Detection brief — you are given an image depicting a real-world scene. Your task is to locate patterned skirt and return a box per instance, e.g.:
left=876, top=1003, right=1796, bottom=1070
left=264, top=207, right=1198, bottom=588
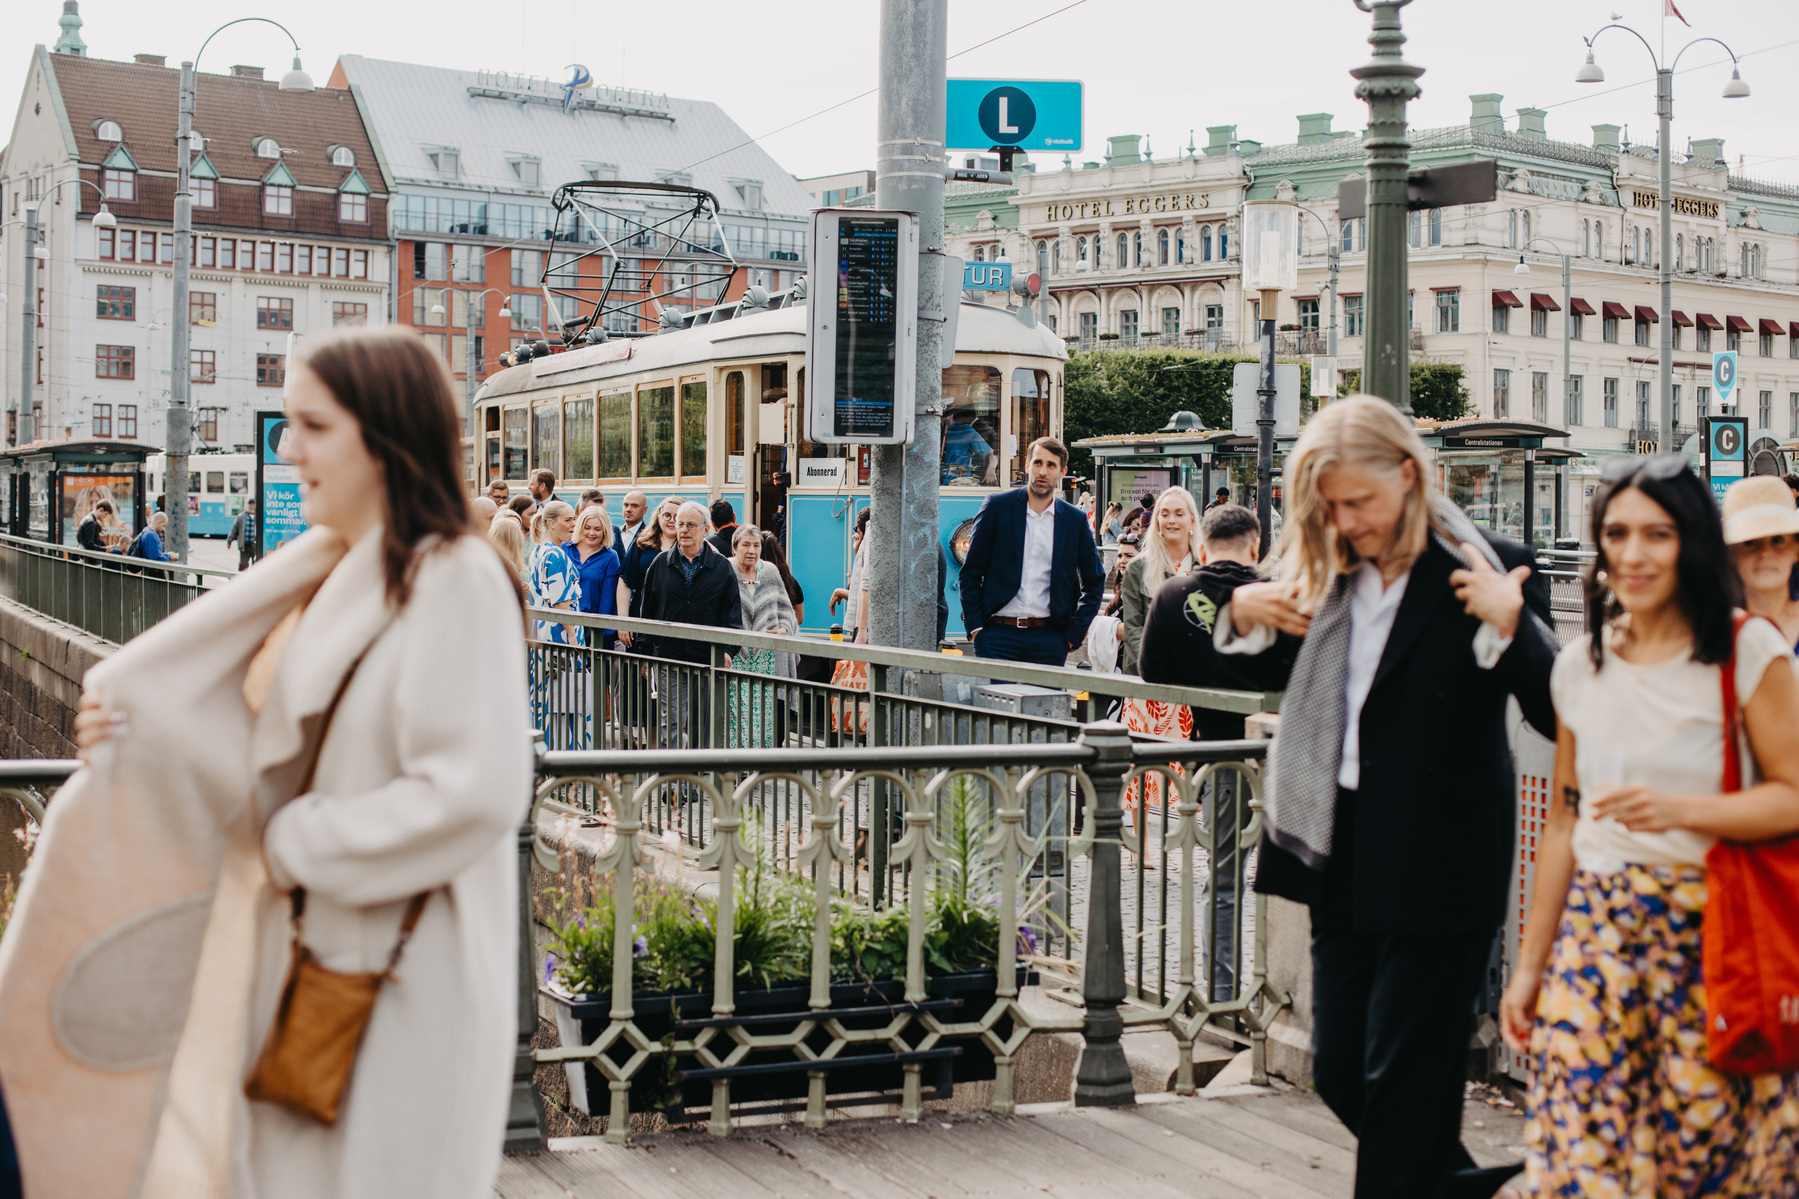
left=1524, top=864, right=1799, bottom=1197
left=1121, top=697, right=1192, bottom=818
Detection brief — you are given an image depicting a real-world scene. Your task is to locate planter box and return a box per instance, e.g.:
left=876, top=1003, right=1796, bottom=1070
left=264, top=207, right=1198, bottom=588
left=546, top=968, right=1028, bottom=1117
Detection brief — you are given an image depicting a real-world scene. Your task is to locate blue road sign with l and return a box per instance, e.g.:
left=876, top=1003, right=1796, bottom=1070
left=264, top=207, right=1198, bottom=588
left=1713, top=350, right=1738, bottom=404
left=963, top=261, right=1011, bottom=291
left=946, top=79, right=1082, bottom=153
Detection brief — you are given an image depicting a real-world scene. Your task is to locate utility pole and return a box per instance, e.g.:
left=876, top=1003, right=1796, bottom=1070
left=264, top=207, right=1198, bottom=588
left=167, top=61, right=196, bottom=562
left=866, top=0, right=946, bottom=670
left=1655, top=66, right=1674, bottom=450
left=1350, top=0, right=1422, bottom=413
left=19, top=208, right=36, bottom=446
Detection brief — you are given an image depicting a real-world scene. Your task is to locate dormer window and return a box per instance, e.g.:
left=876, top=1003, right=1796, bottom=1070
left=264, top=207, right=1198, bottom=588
left=254, top=136, right=281, bottom=159
left=429, top=149, right=459, bottom=178
left=262, top=161, right=297, bottom=216
left=189, top=150, right=219, bottom=209
left=732, top=179, right=764, bottom=209
left=328, top=145, right=355, bottom=168
left=509, top=156, right=541, bottom=187
left=584, top=162, right=618, bottom=182
left=656, top=169, right=692, bottom=188
left=94, top=119, right=122, bottom=141
left=100, top=144, right=137, bottom=202
left=337, top=168, right=371, bottom=223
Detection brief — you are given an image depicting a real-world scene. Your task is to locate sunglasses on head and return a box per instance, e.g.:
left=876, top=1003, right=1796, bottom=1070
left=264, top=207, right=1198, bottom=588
left=1599, top=453, right=1691, bottom=486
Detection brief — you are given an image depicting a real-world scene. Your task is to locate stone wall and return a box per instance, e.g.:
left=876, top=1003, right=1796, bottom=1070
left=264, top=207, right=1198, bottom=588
left=0, top=597, right=114, bottom=760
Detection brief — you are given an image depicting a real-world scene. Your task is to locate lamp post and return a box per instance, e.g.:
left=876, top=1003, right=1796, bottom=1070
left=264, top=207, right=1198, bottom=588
left=1576, top=24, right=1749, bottom=454
left=170, top=19, right=312, bottom=563
left=5, top=183, right=117, bottom=447
left=1350, top=0, right=1423, bottom=414
left=1241, top=198, right=1299, bottom=548
left=1295, top=204, right=1341, bottom=386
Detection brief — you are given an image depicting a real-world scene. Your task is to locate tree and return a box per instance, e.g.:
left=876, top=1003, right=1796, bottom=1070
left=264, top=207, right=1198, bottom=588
left=1336, top=363, right=1471, bottom=422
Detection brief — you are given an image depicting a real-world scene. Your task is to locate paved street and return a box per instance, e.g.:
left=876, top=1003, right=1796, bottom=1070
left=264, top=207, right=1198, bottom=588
left=495, top=1087, right=1528, bottom=1199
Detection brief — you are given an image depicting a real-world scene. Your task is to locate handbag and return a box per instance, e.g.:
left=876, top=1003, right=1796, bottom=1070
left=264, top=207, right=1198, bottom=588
left=828, top=657, right=870, bottom=735
left=243, top=647, right=431, bottom=1125
left=1702, top=612, right=1799, bottom=1075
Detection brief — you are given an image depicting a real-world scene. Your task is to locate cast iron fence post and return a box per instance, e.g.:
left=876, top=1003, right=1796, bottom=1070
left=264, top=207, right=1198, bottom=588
left=1073, top=719, right=1136, bottom=1106
left=504, top=731, right=548, bottom=1153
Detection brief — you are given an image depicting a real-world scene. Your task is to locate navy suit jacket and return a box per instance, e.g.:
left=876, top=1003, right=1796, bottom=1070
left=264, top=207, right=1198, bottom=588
left=959, top=488, right=1105, bottom=646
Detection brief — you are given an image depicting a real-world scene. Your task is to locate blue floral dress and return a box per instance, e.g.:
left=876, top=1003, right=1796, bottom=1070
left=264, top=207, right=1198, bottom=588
left=528, top=542, right=583, bottom=645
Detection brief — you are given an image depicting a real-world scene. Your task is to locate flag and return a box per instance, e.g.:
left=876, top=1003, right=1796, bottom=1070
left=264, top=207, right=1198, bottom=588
left=1665, top=0, right=1690, bottom=26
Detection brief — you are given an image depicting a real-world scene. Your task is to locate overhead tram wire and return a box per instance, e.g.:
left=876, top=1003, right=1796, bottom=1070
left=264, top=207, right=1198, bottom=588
left=665, top=0, right=1094, bottom=178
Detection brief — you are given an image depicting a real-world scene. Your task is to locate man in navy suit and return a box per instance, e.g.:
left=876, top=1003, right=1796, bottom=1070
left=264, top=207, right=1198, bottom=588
left=958, top=437, right=1105, bottom=665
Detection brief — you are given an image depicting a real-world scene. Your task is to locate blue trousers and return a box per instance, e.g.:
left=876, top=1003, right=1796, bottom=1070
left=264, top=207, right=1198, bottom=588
left=973, top=623, right=1069, bottom=666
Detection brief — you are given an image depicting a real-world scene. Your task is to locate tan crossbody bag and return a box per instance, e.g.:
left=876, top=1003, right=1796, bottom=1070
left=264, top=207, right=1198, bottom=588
left=243, top=641, right=430, bottom=1126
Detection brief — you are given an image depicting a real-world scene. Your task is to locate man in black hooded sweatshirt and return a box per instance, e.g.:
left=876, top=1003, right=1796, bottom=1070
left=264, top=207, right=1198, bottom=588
left=1140, top=502, right=1296, bottom=1002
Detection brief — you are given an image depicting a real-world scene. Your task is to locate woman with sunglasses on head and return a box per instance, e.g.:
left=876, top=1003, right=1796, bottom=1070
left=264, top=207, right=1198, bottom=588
left=1498, top=456, right=1799, bottom=1198
left=1723, top=476, right=1799, bottom=650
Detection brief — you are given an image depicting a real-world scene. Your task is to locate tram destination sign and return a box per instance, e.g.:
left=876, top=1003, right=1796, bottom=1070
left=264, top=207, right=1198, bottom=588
left=946, top=79, right=1083, bottom=153
left=805, top=208, right=918, bottom=445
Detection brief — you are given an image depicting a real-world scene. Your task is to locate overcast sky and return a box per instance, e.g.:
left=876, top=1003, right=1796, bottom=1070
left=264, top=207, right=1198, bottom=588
left=12, top=0, right=1799, bottom=183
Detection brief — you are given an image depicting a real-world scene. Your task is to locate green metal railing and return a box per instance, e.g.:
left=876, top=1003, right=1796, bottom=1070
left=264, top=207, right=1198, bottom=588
left=0, top=534, right=234, bottom=644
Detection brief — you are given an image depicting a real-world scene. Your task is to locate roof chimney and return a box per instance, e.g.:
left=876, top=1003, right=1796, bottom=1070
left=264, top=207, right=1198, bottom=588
left=1515, top=108, right=1546, bottom=140
left=1204, top=125, right=1237, bottom=157
left=54, top=0, right=87, bottom=56
left=1105, top=135, right=1142, bottom=166
left=1469, top=93, right=1504, bottom=134
left=232, top=65, right=265, bottom=80
left=1591, top=124, right=1620, bottom=154
left=134, top=54, right=165, bottom=67
left=1297, top=113, right=1334, bottom=146
left=1690, top=138, right=1726, bottom=169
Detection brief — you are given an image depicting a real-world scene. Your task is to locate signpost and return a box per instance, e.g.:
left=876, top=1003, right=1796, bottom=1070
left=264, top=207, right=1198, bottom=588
left=962, top=260, right=1011, bottom=291
left=255, top=411, right=307, bottom=556
left=804, top=209, right=919, bottom=446
left=945, top=79, right=1082, bottom=154
left=1702, top=412, right=1747, bottom=506
left=1713, top=349, right=1738, bottom=413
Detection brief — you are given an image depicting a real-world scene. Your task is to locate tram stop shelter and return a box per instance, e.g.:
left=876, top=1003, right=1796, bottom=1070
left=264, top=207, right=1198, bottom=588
left=1417, top=418, right=1574, bottom=551
left=1075, top=414, right=1300, bottom=531
left=0, top=440, right=155, bottom=546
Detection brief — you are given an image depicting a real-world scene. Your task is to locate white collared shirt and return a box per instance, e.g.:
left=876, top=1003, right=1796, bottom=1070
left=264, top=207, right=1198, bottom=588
left=995, top=500, right=1056, bottom=619
left=1339, top=562, right=1409, bottom=790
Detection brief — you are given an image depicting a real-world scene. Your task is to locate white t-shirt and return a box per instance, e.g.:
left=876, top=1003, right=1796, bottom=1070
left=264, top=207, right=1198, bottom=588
left=1551, top=618, right=1794, bottom=870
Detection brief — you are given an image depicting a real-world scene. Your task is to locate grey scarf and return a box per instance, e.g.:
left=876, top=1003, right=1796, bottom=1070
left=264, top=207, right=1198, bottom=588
left=1264, top=493, right=1554, bottom=869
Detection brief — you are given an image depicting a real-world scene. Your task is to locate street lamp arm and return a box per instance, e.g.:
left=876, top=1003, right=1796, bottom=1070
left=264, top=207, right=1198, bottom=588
left=1586, top=24, right=1660, bottom=68
left=32, top=177, right=110, bottom=217
left=192, top=17, right=302, bottom=72
left=1670, top=37, right=1741, bottom=72
left=1517, top=236, right=1567, bottom=257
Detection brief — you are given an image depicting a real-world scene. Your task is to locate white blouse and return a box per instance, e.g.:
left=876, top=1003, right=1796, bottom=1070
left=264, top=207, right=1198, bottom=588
left=1552, top=618, right=1794, bottom=870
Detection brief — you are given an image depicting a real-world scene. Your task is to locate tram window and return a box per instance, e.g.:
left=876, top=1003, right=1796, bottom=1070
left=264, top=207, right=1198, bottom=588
left=532, top=400, right=561, bottom=479
left=680, top=380, right=707, bottom=479
left=941, top=365, right=1000, bottom=486
left=229, top=472, right=248, bottom=494
left=637, top=384, right=675, bottom=478
left=761, top=362, right=787, bottom=403
left=206, top=472, right=225, bottom=494
left=599, top=391, right=631, bottom=478
left=563, top=397, right=594, bottom=480
left=1010, top=370, right=1053, bottom=485
left=725, top=371, right=746, bottom=455
left=486, top=433, right=501, bottom=482
left=188, top=472, right=200, bottom=494
left=503, top=407, right=529, bottom=479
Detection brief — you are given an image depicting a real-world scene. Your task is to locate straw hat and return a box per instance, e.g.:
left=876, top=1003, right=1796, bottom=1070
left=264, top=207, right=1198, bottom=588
left=1721, top=475, right=1799, bottom=544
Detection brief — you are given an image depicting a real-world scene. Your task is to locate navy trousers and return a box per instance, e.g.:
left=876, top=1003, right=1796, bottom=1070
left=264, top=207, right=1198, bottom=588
left=972, top=623, right=1069, bottom=666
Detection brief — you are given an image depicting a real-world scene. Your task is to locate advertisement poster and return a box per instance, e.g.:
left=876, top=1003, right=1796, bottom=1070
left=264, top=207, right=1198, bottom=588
left=256, top=410, right=307, bottom=556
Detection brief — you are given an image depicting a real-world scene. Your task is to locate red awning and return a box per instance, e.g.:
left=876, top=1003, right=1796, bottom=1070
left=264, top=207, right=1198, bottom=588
left=1602, top=301, right=1631, bottom=320
left=1696, top=313, right=1723, bottom=330
left=1760, top=318, right=1785, bottom=336
left=1635, top=306, right=1658, bottom=324
left=1789, top=322, right=1799, bottom=339
left=1530, top=293, right=1561, bottom=312
left=1491, top=290, right=1524, bottom=308
left=1671, top=310, right=1693, bottom=327
left=1727, top=315, right=1753, bottom=332
left=1570, top=298, right=1596, bottom=316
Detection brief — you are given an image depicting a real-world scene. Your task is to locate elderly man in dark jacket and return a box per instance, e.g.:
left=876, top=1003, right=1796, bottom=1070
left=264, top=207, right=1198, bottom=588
left=639, top=501, right=741, bottom=749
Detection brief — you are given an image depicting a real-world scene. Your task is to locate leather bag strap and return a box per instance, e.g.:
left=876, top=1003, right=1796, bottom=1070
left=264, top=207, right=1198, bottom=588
left=1721, top=612, right=1748, bottom=793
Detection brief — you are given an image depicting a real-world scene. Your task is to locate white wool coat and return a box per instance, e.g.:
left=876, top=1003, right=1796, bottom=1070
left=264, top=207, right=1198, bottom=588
left=0, top=527, right=532, bottom=1199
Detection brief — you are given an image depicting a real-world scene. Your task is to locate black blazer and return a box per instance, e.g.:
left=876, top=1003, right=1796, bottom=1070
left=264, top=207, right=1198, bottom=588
left=958, top=488, right=1105, bottom=645
left=1255, top=534, right=1556, bottom=936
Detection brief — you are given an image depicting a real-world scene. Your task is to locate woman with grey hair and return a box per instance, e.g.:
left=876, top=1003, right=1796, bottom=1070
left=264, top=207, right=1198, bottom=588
left=727, top=523, right=797, bottom=746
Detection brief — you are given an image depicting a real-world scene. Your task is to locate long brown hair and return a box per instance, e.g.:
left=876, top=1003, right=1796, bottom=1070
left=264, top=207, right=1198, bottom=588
left=296, top=327, right=479, bottom=605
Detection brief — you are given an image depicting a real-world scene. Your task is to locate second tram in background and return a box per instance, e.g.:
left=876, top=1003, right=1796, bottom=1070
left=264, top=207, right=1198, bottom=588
left=474, top=289, right=1065, bottom=636
left=144, top=451, right=254, bottom=537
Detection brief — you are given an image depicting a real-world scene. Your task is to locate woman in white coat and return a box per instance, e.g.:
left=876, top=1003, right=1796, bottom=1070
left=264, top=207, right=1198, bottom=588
left=0, top=327, right=532, bottom=1199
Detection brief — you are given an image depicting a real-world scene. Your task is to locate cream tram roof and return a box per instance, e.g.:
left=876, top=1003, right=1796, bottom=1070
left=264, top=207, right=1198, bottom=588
left=475, top=301, right=1067, bottom=401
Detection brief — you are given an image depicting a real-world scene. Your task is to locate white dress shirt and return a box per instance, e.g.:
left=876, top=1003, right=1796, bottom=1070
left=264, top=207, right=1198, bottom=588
left=994, top=501, right=1056, bottom=620
left=1217, top=557, right=1515, bottom=789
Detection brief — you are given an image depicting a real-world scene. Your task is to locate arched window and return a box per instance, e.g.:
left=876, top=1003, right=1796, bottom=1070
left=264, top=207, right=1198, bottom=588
left=972, top=244, right=985, bottom=262
left=1037, top=240, right=1050, bottom=276
left=1522, top=210, right=1531, bottom=246
left=94, top=119, right=122, bottom=141
left=1507, top=210, right=1517, bottom=248
left=1177, top=227, right=1186, bottom=263
left=329, top=145, right=355, bottom=168
left=1118, top=232, right=1129, bottom=267
left=1219, top=226, right=1228, bottom=257
left=1051, top=240, right=1061, bottom=274
left=1201, top=226, right=1213, bottom=261
left=254, top=136, right=281, bottom=159
left=1132, top=231, right=1143, bottom=267
left=1158, top=228, right=1170, bottom=265
left=1076, top=235, right=1087, bottom=266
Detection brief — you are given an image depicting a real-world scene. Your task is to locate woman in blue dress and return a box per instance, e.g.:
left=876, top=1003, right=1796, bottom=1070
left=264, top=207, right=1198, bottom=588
left=528, top=499, right=584, bottom=747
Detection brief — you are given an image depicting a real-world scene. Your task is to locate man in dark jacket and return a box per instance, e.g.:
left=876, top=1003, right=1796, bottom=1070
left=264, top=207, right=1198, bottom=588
left=1140, top=503, right=1295, bottom=1003
left=639, top=501, right=741, bottom=749
left=75, top=500, right=117, bottom=552
left=705, top=498, right=738, bottom=558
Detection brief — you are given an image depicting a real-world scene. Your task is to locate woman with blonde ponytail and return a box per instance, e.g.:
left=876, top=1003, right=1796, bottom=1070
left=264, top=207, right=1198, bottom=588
left=1215, top=395, right=1558, bottom=1196
left=526, top=499, right=582, bottom=645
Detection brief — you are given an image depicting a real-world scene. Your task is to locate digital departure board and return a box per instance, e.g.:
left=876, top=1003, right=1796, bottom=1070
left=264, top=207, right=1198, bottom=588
left=805, top=209, right=917, bottom=445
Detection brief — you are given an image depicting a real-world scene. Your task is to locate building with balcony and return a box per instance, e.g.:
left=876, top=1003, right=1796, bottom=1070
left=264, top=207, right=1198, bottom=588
left=328, top=56, right=814, bottom=426
left=0, top=10, right=392, bottom=451
left=946, top=100, right=1799, bottom=484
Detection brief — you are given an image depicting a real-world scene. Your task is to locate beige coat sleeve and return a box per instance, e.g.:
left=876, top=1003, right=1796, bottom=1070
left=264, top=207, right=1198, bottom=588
left=263, top=546, right=531, bottom=907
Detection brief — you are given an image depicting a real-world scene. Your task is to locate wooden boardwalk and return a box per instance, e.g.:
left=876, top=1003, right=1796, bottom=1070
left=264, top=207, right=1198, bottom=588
left=495, top=1086, right=1527, bottom=1199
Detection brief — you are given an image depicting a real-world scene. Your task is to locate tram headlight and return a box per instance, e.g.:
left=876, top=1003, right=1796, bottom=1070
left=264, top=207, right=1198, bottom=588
left=950, top=517, right=975, bottom=565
